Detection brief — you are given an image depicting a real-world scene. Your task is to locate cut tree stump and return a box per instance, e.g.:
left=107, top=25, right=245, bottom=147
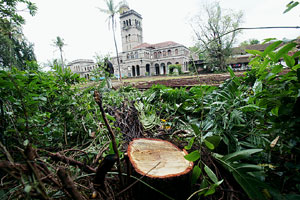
left=127, top=138, right=194, bottom=200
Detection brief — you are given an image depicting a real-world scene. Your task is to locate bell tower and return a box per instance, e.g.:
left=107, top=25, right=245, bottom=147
left=119, top=3, right=143, bottom=52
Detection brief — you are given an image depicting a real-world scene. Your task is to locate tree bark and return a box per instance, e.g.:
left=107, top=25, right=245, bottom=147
left=57, top=167, right=85, bottom=200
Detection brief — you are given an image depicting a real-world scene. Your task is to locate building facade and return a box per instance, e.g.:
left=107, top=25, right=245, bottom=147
left=67, top=59, right=97, bottom=79
left=111, top=4, right=195, bottom=77
left=68, top=3, right=196, bottom=78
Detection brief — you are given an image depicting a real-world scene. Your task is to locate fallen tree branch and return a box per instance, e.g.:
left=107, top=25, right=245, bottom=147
left=57, top=167, right=86, bottom=200
left=94, top=154, right=117, bottom=186
left=41, top=150, right=96, bottom=174
left=94, top=91, right=124, bottom=186
left=0, top=160, right=28, bottom=172
left=24, top=144, right=49, bottom=200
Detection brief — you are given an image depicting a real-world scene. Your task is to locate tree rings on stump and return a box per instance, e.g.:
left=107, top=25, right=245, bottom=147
left=127, top=138, right=193, bottom=200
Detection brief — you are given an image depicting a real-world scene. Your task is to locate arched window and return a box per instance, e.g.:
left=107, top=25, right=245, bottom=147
left=129, top=19, right=131, bottom=26
left=158, top=51, right=162, bottom=58
left=136, top=65, right=140, bottom=76
left=168, top=50, right=171, bottom=56
left=128, top=34, right=131, bottom=42
left=126, top=20, right=128, bottom=26
left=175, top=49, right=178, bottom=55
left=154, top=52, right=157, bottom=59
left=123, top=21, right=126, bottom=27
left=163, top=51, right=166, bottom=57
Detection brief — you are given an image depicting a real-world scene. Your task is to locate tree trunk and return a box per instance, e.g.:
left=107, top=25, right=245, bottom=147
left=127, top=138, right=194, bottom=200
left=112, top=16, right=122, bottom=81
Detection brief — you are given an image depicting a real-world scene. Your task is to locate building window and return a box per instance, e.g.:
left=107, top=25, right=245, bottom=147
left=168, top=50, right=171, bottom=56
left=154, top=52, right=157, bottom=59
left=163, top=51, right=166, bottom=57
left=129, top=19, right=131, bottom=26
left=175, top=49, right=178, bottom=55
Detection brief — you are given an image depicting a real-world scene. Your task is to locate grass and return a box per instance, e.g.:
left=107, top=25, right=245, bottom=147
left=113, top=75, right=198, bottom=83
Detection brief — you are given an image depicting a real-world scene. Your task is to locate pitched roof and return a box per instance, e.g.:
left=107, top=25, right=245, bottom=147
left=133, top=41, right=180, bottom=50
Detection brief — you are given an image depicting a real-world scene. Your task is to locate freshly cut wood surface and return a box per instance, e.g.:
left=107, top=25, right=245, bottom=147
left=127, top=138, right=193, bottom=178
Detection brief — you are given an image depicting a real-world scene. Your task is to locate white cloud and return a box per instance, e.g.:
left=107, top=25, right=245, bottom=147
left=22, top=0, right=300, bottom=64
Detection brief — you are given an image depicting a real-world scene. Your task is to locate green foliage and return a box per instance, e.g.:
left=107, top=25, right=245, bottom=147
left=191, top=1, right=243, bottom=71
left=136, top=40, right=300, bottom=199
left=0, top=66, right=105, bottom=149
left=0, top=0, right=37, bottom=69
left=168, top=64, right=182, bottom=75
left=284, top=1, right=299, bottom=13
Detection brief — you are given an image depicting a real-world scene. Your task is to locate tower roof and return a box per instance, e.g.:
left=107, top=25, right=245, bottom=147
left=119, top=0, right=130, bottom=14
left=120, top=9, right=142, bottom=19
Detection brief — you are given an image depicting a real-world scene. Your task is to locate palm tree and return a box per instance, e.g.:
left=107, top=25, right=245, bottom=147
left=99, top=0, right=122, bottom=81
left=53, top=36, right=66, bottom=71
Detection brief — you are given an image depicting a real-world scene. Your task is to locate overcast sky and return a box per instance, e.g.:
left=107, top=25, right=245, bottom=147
left=22, top=0, right=300, bottom=64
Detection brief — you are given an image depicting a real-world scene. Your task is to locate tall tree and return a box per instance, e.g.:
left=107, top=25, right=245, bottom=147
left=191, top=1, right=243, bottom=71
left=0, top=0, right=37, bottom=69
left=52, top=36, right=66, bottom=71
left=98, top=0, right=122, bottom=81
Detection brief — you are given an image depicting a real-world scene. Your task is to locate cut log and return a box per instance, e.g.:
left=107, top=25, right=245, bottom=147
left=127, top=138, right=193, bottom=200
left=128, top=138, right=193, bottom=178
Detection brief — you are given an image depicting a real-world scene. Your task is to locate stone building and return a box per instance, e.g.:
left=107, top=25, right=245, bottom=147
left=111, top=3, right=195, bottom=77
left=67, top=59, right=97, bottom=79
left=68, top=3, right=197, bottom=78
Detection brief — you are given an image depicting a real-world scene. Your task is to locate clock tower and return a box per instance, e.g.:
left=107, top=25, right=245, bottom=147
left=119, top=3, right=143, bottom=52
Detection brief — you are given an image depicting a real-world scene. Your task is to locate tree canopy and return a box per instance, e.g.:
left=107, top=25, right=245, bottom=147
left=0, top=0, right=37, bottom=69
left=191, top=1, right=243, bottom=71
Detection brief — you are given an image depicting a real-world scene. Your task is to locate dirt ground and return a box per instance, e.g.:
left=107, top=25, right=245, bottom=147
left=114, top=71, right=245, bottom=89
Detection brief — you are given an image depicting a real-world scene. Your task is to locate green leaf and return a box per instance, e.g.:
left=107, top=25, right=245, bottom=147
left=184, top=150, right=200, bottom=162
left=205, top=136, right=221, bottom=149
left=262, top=38, right=277, bottom=45
left=106, top=113, right=116, bottom=122
left=262, top=41, right=282, bottom=57
left=221, top=149, right=263, bottom=162
left=204, top=165, right=218, bottom=184
left=233, top=172, right=267, bottom=200
left=191, top=124, right=201, bottom=135
left=233, top=163, right=263, bottom=173
left=271, top=106, right=279, bottom=116
left=253, top=80, right=262, bottom=95
left=292, top=64, right=300, bottom=71
left=204, top=180, right=224, bottom=196
left=283, top=55, right=295, bottom=68
left=271, top=65, right=283, bottom=74
left=245, top=49, right=263, bottom=56
left=274, top=42, right=297, bottom=62
left=204, top=139, right=215, bottom=150
left=204, top=187, right=216, bottom=196
left=24, top=185, right=32, bottom=193
left=292, top=51, right=300, bottom=59
left=227, top=66, right=236, bottom=78
left=239, top=105, right=261, bottom=112
left=191, top=165, right=202, bottom=185
left=184, top=137, right=195, bottom=150
left=284, top=1, right=299, bottom=13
